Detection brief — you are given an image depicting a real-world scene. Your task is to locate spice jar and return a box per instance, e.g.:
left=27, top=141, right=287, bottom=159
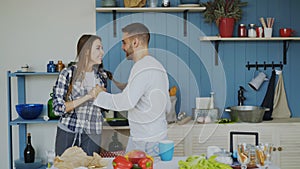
left=56, top=60, right=65, bottom=72
left=238, top=24, right=247, bottom=37
left=47, top=61, right=56, bottom=73
left=248, top=24, right=257, bottom=38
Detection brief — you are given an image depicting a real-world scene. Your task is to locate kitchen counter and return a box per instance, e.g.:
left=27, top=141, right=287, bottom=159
left=170, top=117, right=300, bottom=127
left=102, top=157, right=281, bottom=169
left=103, top=118, right=300, bottom=129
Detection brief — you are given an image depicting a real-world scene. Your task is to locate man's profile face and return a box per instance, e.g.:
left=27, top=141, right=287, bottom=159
left=122, top=32, right=134, bottom=60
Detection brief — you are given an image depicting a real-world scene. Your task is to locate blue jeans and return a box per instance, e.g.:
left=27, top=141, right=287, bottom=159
left=55, top=127, right=101, bottom=156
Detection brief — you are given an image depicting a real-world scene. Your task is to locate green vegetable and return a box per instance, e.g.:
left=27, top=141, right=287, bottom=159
left=217, top=118, right=232, bottom=124
left=178, top=154, right=232, bottom=169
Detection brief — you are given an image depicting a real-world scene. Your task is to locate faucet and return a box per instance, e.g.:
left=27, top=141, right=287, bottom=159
left=238, top=86, right=246, bottom=106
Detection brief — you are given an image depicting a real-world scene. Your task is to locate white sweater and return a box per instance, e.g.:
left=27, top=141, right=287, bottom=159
left=94, top=56, right=171, bottom=142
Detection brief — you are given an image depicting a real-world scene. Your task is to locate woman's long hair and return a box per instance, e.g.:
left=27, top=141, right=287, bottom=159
left=66, top=35, right=102, bottom=99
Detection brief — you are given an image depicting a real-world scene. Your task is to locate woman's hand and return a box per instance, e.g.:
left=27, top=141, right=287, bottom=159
left=88, top=84, right=106, bottom=99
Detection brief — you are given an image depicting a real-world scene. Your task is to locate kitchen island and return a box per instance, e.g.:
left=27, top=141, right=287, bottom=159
left=102, top=157, right=280, bottom=169
left=101, top=118, right=299, bottom=168
left=168, top=118, right=300, bottom=169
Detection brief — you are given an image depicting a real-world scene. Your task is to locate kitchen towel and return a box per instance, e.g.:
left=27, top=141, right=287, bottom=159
left=272, top=70, right=291, bottom=118
left=261, top=70, right=276, bottom=121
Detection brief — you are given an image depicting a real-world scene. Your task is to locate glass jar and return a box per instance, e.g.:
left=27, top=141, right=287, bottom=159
left=248, top=24, right=257, bottom=38
left=56, top=60, right=65, bottom=72
left=48, top=93, right=59, bottom=120
left=161, top=0, right=170, bottom=7
left=238, top=24, right=247, bottom=37
left=47, top=61, right=56, bottom=73
left=214, top=149, right=233, bottom=165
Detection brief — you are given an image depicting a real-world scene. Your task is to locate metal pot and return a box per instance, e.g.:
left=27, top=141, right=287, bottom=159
left=225, top=106, right=270, bottom=123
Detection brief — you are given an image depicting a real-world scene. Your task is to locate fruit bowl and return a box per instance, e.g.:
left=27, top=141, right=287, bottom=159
left=15, top=104, right=43, bottom=120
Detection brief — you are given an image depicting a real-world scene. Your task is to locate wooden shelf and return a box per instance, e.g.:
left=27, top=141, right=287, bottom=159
left=96, top=7, right=206, bottom=13
left=200, top=36, right=300, bottom=41
left=10, top=117, right=58, bottom=125
left=199, top=36, right=300, bottom=65
left=103, top=125, right=130, bottom=130
left=96, top=7, right=206, bottom=37
left=9, top=71, right=59, bottom=77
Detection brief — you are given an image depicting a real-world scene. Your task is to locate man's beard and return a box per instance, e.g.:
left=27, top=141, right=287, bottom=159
left=125, top=45, right=134, bottom=60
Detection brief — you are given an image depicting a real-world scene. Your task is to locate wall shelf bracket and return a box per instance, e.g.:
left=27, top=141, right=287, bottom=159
left=283, top=40, right=290, bottom=64
left=214, top=40, right=220, bottom=65
left=183, top=10, right=188, bottom=37
left=113, top=10, right=117, bottom=37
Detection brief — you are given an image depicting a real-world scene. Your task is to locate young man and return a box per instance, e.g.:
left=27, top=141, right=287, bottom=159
left=93, top=23, right=171, bottom=155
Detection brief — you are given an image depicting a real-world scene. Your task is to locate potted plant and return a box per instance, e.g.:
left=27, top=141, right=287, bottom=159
left=201, top=0, right=248, bottom=37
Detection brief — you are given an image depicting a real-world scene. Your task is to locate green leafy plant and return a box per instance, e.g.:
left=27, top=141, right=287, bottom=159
left=201, top=0, right=248, bottom=26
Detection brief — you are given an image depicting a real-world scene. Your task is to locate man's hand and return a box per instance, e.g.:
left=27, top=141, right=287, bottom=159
left=88, top=84, right=106, bottom=99
left=106, top=70, right=113, bottom=80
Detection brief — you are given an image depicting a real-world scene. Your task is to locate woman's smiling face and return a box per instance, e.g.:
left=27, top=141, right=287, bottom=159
left=90, top=39, right=104, bottom=65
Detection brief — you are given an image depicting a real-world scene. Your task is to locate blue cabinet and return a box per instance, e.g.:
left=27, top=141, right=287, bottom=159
left=7, top=71, right=59, bottom=169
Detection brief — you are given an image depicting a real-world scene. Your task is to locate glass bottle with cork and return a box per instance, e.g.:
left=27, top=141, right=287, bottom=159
left=48, top=92, right=60, bottom=120
left=56, top=60, right=65, bottom=72
left=24, top=133, right=35, bottom=163
left=108, top=132, right=123, bottom=152
left=47, top=61, right=56, bottom=73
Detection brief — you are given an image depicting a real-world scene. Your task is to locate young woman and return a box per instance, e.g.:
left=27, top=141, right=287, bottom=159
left=53, top=34, right=107, bottom=156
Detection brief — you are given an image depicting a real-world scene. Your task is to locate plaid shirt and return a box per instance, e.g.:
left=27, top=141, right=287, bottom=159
left=53, top=65, right=106, bottom=134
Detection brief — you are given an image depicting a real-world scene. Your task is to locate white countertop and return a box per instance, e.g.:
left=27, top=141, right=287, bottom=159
left=102, top=157, right=281, bottom=169
left=49, top=156, right=281, bottom=169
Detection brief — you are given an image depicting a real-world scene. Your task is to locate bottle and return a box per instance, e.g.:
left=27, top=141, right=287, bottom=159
left=47, top=61, right=56, bottom=73
left=209, top=91, right=214, bottom=109
left=161, top=0, right=170, bottom=7
left=48, top=93, right=59, bottom=120
left=108, top=132, right=123, bottom=151
left=24, top=133, right=35, bottom=163
left=238, top=24, right=247, bottom=37
left=56, top=60, right=65, bottom=72
left=248, top=24, right=257, bottom=38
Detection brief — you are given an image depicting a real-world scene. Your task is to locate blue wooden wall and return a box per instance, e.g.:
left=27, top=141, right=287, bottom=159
left=96, top=0, right=300, bottom=118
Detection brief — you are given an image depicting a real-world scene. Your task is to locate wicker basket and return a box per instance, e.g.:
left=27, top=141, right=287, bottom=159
left=124, top=0, right=146, bottom=7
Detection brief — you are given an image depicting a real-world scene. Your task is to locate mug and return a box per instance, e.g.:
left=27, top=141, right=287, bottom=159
left=159, top=140, right=174, bottom=161
left=248, top=71, right=268, bottom=91
left=256, top=27, right=263, bottom=38
left=264, top=28, right=273, bottom=38
left=148, top=0, right=158, bottom=7
left=279, top=28, right=295, bottom=37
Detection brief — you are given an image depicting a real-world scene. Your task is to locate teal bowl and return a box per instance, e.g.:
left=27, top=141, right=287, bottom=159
left=15, top=104, right=43, bottom=120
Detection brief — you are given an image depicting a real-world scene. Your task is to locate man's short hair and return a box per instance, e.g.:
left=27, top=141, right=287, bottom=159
left=122, top=23, right=150, bottom=44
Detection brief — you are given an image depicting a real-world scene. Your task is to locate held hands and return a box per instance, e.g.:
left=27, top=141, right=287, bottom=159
left=88, top=84, right=106, bottom=100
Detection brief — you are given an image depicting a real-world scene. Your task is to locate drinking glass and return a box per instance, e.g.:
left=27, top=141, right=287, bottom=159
left=237, top=143, right=250, bottom=169
left=256, top=143, right=273, bottom=169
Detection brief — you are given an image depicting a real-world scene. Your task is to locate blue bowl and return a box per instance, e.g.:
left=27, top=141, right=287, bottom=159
left=15, top=104, right=43, bottom=120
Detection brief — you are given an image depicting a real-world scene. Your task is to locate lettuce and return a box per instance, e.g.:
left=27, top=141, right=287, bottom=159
left=178, top=154, right=232, bottom=169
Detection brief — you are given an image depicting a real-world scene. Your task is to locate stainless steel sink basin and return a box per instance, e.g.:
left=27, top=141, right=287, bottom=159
left=225, top=106, right=270, bottom=123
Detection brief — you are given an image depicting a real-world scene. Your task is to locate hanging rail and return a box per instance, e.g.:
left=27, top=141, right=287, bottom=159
left=246, top=61, right=283, bottom=70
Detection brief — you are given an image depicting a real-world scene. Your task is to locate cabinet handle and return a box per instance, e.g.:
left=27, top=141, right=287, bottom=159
left=277, top=147, right=283, bottom=151
left=273, top=147, right=276, bottom=151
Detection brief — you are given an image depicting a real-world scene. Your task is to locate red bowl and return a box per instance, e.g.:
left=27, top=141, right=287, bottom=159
left=279, top=28, right=295, bottom=37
